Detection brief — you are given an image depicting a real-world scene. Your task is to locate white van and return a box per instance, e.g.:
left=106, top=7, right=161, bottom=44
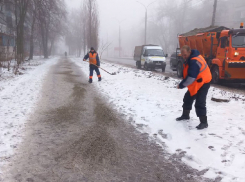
left=134, top=45, right=168, bottom=72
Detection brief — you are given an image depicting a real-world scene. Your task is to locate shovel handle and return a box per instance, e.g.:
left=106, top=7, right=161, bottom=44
left=84, top=60, right=113, bottom=75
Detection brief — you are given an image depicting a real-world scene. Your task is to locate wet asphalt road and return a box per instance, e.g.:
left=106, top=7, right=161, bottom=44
left=2, top=58, right=214, bottom=182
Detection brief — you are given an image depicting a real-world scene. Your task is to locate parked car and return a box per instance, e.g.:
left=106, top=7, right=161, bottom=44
left=170, top=49, right=181, bottom=71
left=134, top=45, right=168, bottom=72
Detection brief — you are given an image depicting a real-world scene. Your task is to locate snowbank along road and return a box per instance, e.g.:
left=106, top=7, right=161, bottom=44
left=72, top=58, right=245, bottom=182
left=1, top=57, right=212, bottom=181
left=103, top=57, right=245, bottom=94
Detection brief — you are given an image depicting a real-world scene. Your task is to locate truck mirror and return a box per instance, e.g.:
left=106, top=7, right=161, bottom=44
left=165, top=54, right=168, bottom=58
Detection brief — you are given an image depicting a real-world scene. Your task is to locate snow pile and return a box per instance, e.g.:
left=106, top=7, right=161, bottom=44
left=0, top=57, right=58, bottom=174
left=72, top=58, right=245, bottom=182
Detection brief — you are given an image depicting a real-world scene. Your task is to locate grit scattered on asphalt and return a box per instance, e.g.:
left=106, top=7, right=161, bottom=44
left=1, top=58, right=212, bottom=182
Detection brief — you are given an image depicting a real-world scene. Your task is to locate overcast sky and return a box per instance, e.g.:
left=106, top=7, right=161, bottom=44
left=65, top=0, right=159, bottom=52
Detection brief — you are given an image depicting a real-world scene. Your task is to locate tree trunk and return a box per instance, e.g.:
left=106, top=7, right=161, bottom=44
left=78, top=47, right=81, bottom=57
left=16, top=23, right=24, bottom=65
left=15, top=0, right=29, bottom=66
left=49, top=36, right=55, bottom=56
left=78, top=36, right=82, bottom=57
left=29, top=15, right=36, bottom=60
left=88, top=0, right=92, bottom=48
left=40, top=23, right=49, bottom=59
left=83, top=25, right=86, bottom=55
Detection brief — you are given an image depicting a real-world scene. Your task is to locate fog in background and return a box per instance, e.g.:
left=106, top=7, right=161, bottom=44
left=64, top=0, right=159, bottom=57
left=64, top=0, right=245, bottom=57
left=5, top=0, right=244, bottom=72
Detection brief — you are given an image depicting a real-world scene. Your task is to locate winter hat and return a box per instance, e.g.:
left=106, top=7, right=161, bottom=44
left=90, top=47, right=95, bottom=51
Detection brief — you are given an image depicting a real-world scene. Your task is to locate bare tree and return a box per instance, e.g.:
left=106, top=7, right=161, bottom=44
left=15, top=0, right=29, bottom=65
left=149, top=0, right=218, bottom=53
left=36, top=0, right=66, bottom=59
left=29, top=0, right=37, bottom=60
left=98, top=41, right=112, bottom=59
left=65, top=8, right=85, bottom=57
left=65, top=0, right=99, bottom=57
left=84, top=0, right=99, bottom=50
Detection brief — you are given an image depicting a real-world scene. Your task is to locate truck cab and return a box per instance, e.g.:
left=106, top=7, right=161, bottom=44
left=212, top=28, right=245, bottom=83
left=134, top=45, right=167, bottom=72
left=176, top=24, right=245, bottom=83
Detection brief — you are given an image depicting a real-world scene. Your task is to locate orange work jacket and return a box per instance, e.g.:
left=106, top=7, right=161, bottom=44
left=183, top=55, right=212, bottom=96
left=89, top=53, right=97, bottom=65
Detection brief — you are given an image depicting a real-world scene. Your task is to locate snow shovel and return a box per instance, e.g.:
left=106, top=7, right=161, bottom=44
left=84, top=60, right=116, bottom=75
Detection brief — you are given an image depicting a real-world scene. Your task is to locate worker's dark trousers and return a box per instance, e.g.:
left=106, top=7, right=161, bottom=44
left=183, top=82, right=210, bottom=117
left=89, top=65, right=101, bottom=79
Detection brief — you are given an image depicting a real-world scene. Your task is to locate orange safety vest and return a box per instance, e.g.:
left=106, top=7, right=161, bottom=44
left=89, top=52, right=97, bottom=65
left=183, top=55, right=212, bottom=96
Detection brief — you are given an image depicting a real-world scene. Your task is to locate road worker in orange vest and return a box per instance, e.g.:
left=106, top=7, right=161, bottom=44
left=83, top=47, right=102, bottom=83
left=177, top=45, right=212, bottom=130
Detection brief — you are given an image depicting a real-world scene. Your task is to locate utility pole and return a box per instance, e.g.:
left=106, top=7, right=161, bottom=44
left=115, top=19, right=126, bottom=57
left=84, top=26, right=86, bottom=55
left=89, top=0, right=92, bottom=48
left=107, top=32, right=109, bottom=57
left=181, top=0, right=188, bottom=33
left=119, top=25, right=121, bottom=57
left=145, top=10, right=147, bottom=45
left=211, top=0, right=218, bottom=26
left=137, top=1, right=157, bottom=45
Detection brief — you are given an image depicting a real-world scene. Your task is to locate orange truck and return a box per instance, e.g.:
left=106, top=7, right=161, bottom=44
left=176, top=23, right=245, bottom=83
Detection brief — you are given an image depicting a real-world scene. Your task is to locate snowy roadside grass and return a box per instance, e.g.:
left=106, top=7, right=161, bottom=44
left=0, top=57, right=58, bottom=174
left=72, top=58, right=245, bottom=182
left=0, top=57, right=45, bottom=87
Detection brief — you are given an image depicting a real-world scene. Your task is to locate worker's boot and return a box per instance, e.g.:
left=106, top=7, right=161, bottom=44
left=88, top=78, right=92, bottom=83
left=196, top=116, right=208, bottom=130
left=98, top=77, right=102, bottom=82
left=176, top=110, right=190, bottom=121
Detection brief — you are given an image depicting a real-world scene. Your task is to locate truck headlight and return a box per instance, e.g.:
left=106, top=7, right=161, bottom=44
left=235, top=52, right=239, bottom=56
left=149, top=59, right=152, bottom=62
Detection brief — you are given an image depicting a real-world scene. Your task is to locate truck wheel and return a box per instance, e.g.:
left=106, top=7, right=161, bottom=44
left=136, top=61, right=141, bottom=69
left=171, top=61, right=177, bottom=71
left=211, top=66, right=220, bottom=84
left=177, top=62, right=183, bottom=78
left=144, top=63, right=149, bottom=71
left=162, top=66, right=166, bottom=72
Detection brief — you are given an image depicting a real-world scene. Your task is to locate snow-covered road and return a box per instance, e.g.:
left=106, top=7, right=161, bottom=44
left=72, top=58, right=245, bottom=182
left=0, top=57, right=58, bottom=174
